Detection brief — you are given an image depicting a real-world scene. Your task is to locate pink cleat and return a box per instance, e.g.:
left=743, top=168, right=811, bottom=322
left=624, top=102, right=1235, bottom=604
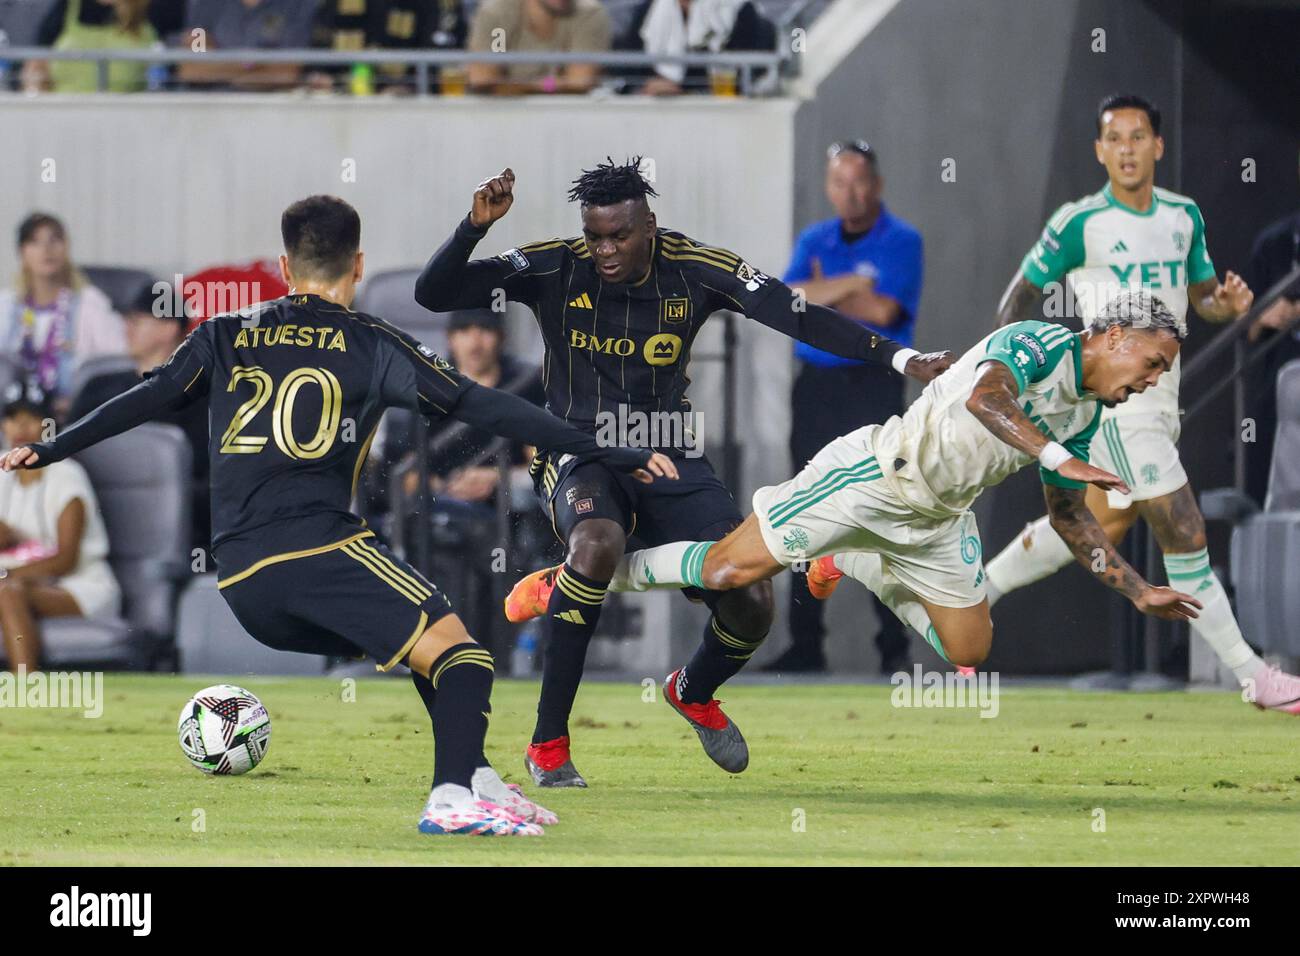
left=503, top=783, right=560, bottom=826
left=1245, top=664, right=1300, bottom=714
left=955, top=665, right=976, bottom=678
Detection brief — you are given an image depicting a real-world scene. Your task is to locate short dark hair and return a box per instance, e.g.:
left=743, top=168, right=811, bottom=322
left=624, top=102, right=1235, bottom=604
left=1097, top=93, right=1161, bottom=136
left=17, top=212, right=65, bottom=249
left=280, top=195, right=361, bottom=280
left=568, top=157, right=659, bottom=207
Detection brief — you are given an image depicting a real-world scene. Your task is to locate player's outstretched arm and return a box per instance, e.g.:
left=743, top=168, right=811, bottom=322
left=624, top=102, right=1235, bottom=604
left=0, top=374, right=189, bottom=472
left=414, top=168, right=522, bottom=313
left=1044, top=483, right=1203, bottom=622
left=449, top=383, right=678, bottom=484
left=750, top=290, right=953, bottom=383
left=993, top=274, right=1046, bottom=329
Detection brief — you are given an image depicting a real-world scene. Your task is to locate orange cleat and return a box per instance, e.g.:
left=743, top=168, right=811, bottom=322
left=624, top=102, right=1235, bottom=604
left=805, top=555, right=844, bottom=600
left=504, top=564, right=561, bottom=623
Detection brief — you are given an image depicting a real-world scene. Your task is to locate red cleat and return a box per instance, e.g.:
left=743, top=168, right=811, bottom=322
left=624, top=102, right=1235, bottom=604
left=805, top=555, right=844, bottom=600
left=524, top=736, right=587, bottom=788
left=663, top=669, right=749, bottom=773
left=504, top=564, right=561, bottom=623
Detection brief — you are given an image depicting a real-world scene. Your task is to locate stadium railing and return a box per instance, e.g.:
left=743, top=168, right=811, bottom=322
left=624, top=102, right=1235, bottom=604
left=0, top=47, right=790, bottom=97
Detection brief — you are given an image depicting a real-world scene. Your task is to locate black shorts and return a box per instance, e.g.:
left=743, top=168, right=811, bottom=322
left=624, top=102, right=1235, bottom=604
left=531, top=451, right=744, bottom=551
left=219, top=531, right=453, bottom=671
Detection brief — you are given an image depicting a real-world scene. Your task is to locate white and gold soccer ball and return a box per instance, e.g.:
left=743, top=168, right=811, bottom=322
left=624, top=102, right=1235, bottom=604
left=177, top=684, right=271, bottom=775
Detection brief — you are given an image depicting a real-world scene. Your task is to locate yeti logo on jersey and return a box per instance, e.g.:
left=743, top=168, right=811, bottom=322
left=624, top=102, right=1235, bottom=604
left=1011, top=332, right=1046, bottom=367
left=1172, top=231, right=1186, bottom=253
left=502, top=248, right=529, bottom=272
left=736, top=261, right=770, bottom=293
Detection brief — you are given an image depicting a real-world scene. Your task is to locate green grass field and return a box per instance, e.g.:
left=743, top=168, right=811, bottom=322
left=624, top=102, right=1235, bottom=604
left=2, top=674, right=1297, bottom=866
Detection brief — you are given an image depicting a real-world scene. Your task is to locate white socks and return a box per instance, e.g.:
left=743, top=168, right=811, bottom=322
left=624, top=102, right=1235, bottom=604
left=984, top=516, right=1074, bottom=607
left=834, top=552, right=950, bottom=663
left=607, top=541, right=709, bottom=592
left=471, top=766, right=510, bottom=804
left=429, top=783, right=475, bottom=809
left=1163, top=548, right=1262, bottom=682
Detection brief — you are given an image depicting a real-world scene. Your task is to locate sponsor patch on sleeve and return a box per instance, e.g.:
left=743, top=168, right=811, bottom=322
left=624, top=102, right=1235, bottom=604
left=1011, top=331, right=1047, bottom=366
left=502, top=248, right=530, bottom=273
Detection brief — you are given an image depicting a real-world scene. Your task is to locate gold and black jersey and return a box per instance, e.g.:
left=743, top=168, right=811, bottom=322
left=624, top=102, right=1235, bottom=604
left=146, top=293, right=472, bottom=581
left=415, top=217, right=904, bottom=447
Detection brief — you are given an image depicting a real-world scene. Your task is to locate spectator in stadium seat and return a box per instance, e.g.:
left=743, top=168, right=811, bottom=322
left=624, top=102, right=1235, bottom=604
left=19, top=0, right=158, bottom=93
left=764, top=140, right=924, bottom=675
left=614, top=0, right=775, bottom=95
left=309, top=0, right=467, bottom=94
left=1243, top=149, right=1300, bottom=506
left=0, top=384, right=121, bottom=672
left=467, top=0, right=610, bottom=95
left=374, top=309, right=544, bottom=640
left=0, top=213, right=126, bottom=419
left=176, top=0, right=318, bottom=91
left=69, top=283, right=211, bottom=551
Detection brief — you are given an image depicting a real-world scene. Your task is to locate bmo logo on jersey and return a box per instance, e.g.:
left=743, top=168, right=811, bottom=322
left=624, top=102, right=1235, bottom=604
left=568, top=330, right=683, bottom=366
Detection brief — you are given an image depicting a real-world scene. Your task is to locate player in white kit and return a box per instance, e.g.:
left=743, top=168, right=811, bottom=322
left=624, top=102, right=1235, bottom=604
left=982, top=93, right=1300, bottom=713
left=506, top=293, right=1203, bottom=730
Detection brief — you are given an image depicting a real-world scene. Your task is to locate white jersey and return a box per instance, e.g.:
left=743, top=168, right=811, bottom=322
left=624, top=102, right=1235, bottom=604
left=1020, top=183, right=1217, bottom=418
left=872, top=321, right=1103, bottom=518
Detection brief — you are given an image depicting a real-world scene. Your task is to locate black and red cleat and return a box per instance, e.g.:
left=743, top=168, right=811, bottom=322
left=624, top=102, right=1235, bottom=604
left=663, top=669, right=749, bottom=773
left=524, top=735, right=588, bottom=788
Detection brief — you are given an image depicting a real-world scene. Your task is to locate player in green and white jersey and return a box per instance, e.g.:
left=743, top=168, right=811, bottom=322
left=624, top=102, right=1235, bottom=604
left=983, top=94, right=1300, bottom=712
left=505, top=291, right=1200, bottom=697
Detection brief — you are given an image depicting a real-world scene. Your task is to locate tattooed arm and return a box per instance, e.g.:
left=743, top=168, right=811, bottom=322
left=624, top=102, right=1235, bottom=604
left=1044, top=484, right=1203, bottom=621
left=994, top=274, right=1046, bottom=328
left=965, top=362, right=1128, bottom=493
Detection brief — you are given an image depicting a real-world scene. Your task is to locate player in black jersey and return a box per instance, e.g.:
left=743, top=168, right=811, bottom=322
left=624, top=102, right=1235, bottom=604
left=415, top=159, right=953, bottom=786
left=1, top=195, right=675, bottom=836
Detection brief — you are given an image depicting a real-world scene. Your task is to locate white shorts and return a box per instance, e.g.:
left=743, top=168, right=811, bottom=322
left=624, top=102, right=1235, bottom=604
left=1090, top=410, right=1188, bottom=508
left=751, top=426, right=987, bottom=609
left=58, top=561, right=121, bottom=621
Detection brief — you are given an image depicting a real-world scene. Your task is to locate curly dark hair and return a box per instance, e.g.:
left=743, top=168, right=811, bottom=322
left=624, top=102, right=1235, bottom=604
left=567, top=157, right=659, bottom=207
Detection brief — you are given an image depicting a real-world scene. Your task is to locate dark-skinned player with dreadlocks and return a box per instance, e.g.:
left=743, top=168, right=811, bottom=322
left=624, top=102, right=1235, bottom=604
left=415, top=159, right=954, bottom=787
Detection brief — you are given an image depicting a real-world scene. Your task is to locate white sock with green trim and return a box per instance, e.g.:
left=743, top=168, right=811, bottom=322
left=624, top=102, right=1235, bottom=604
left=607, top=541, right=712, bottom=592
left=834, top=552, right=950, bottom=663
left=1163, top=548, right=1261, bottom=683
left=984, top=516, right=1074, bottom=607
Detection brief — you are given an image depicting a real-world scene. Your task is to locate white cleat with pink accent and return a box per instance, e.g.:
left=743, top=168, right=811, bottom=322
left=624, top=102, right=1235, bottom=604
left=1245, top=664, right=1300, bottom=714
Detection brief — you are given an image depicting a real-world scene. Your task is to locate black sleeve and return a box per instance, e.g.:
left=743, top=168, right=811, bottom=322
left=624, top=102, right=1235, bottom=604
left=750, top=290, right=906, bottom=370
left=36, top=0, right=69, bottom=45
left=413, top=215, right=550, bottom=313
left=25, top=374, right=190, bottom=467
left=450, top=383, right=653, bottom=474
left=696, top=256, right=907, bottom=370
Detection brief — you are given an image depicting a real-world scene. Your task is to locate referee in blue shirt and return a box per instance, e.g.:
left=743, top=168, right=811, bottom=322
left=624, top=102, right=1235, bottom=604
left=764, top=140, right=925, bottom=674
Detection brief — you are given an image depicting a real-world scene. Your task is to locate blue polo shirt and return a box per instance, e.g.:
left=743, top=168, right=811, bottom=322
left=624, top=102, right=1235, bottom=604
left=784, top=205, right=924, bottom=367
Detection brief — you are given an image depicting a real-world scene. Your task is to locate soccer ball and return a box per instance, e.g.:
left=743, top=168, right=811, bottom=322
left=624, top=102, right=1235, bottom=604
left=177, top=684, right=271, bottom=775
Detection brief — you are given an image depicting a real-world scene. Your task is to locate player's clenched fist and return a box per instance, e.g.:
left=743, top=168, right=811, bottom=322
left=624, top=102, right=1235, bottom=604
left=470, top=168, right=516, bottom=228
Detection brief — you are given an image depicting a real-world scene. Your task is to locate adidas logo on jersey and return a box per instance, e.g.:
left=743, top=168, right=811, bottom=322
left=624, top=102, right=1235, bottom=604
left=554, top=609, right=587, bottom=624
left=1110, top=239, right=1129, bottom=253
left=568, top=293, right=593, bottom=309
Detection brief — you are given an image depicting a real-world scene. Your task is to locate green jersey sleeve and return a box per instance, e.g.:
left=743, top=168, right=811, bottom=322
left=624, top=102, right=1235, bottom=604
left=980, top=320, right=1077, bottom=395
left=1186, top=202, right=1217, bottom=285
left=1019, top=203, right=1088, bottom=289
left=1040, top=403, right=1103, bottom=489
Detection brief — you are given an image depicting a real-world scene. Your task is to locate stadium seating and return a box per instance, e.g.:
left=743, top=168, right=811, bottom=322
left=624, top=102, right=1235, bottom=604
left=354, top=267, right=450, bottom=353
left=80, top=265, right=154, bottom=315
left=39, top=423, right=192, bottom=669
left=1204, top=359, right=1300, bottom=657
left=175, top=575, right=328, bottom=677
left=68, top=354, right=137, bottom=403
